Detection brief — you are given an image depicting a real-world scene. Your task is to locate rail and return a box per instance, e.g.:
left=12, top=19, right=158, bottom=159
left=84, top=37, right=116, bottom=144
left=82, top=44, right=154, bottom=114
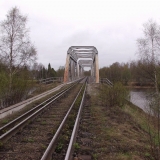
left=65, top=81, right=86, bottom=160
left=100, top=78, right=113, bottom=86
left=0, top=78, right=83, bottom=144
left=41, top=78, right=87, bottom=160
left=39, top=77, right=63, bottom=84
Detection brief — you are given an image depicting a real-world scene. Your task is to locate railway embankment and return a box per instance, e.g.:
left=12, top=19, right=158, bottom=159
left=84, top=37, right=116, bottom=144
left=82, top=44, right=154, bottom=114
left=85, top=83, right=152, bottom=160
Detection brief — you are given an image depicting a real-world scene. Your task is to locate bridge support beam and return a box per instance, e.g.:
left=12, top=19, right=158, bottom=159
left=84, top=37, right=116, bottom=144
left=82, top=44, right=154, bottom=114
left=64, top=53, right=70, bottom=83
left=64, top=53, right=78, bottom=82
left=77, top=63, right=79, bottom=78
left=95, top=54, right=99, bottom=83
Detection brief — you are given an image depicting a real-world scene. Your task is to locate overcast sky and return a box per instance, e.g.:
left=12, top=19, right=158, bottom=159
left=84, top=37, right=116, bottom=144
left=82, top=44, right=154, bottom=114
left=1, top=0, right=160, bottom=70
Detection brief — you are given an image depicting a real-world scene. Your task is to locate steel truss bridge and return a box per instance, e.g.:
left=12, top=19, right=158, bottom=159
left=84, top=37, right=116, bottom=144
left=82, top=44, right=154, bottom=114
left=64, top=46, right=99, bottom=83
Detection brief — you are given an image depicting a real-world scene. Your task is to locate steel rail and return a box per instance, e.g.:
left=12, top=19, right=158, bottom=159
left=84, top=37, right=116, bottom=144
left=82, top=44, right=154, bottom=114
left=0, top=80, right=79, bottom=135
left=40, top=79, right=87, bottom=160
left=0, top=77, right=84, bottom=120
left=0, top=79, right=83, bottom=144
left=65, top=81, right=87, bottom=160
left=0, top=83, right=65, bottom=118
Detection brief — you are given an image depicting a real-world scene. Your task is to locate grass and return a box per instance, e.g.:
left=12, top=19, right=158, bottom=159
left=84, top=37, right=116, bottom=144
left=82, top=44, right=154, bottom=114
left=74, top=143, right=81, bottom=150
left=41, top=120, right=46, bottom=125
left=124, top=101, right=160, bottom=159
left=87, top=83, right=152, bottom=160
left=55, top=141, right=64, bottom=153
left=1, top=119, right=9, bottom=124
left=27, top=138, right=34, bottom=143
left=40, top=144, right=47, bottom=149
left=23, top=137, right=34, bottom=143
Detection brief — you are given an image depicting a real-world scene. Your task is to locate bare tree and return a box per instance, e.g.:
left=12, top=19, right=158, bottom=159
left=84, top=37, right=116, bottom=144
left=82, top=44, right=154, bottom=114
left=137, top=19, right=160, bottom=93
left=137, top=19, right=160, bottom=159
left=0, top=7, right=37, bottom=91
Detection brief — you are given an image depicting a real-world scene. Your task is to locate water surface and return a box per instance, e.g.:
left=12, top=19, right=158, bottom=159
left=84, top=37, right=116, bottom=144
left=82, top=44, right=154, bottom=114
left=129, top=88, right=154, bottom=112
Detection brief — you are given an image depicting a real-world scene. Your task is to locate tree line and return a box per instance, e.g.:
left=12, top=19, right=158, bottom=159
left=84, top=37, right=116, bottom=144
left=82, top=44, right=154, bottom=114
left=99, top=59, right=159, bottom=87
left=31, top=63, right=64, bottom=79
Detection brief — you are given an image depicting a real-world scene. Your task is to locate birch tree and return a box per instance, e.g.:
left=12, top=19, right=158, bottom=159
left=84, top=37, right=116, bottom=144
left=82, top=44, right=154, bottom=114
left=137, top=19, right=160, bottom=92
left=137, top=19, right=160, bottom=159
left=0, top=7, right=37, bottom=91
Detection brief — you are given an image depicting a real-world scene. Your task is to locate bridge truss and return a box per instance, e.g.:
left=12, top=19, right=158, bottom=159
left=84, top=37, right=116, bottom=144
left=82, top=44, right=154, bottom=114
left=64, top=46, right=99, bottom=83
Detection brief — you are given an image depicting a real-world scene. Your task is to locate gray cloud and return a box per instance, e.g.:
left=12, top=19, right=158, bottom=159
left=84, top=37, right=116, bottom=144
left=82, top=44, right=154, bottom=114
left=0, top=0, right=160, bottom=70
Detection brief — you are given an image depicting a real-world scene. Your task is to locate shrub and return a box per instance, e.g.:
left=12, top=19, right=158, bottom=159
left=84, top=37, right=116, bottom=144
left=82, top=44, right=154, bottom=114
left=100, top=82, right=128, bottom=107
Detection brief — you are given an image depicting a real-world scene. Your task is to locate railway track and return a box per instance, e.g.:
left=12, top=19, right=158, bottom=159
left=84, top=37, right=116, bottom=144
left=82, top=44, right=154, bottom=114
left=72, top=96, right=93, bottom=160
left=0, top=78, right=90, bottom=160
left=0, top=79, right=82, bottom=142
left=0, top=83, right=65, bottom=119
left=64, top=89, right=93, bottom=160
left=41, top=79, right=93, bottom=160
left=0, top=81, right=79, bottom=137
left=0, top=78, right=82, bottom=120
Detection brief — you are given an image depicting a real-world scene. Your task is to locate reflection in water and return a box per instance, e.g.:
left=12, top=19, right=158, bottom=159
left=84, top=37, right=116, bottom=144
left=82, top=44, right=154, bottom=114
left=129, top=88, right=154, bottom=112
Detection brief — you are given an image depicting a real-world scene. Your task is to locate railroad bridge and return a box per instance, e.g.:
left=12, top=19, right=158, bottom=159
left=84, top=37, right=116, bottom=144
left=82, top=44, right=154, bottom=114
left=64, top=46, right=99, bottom=83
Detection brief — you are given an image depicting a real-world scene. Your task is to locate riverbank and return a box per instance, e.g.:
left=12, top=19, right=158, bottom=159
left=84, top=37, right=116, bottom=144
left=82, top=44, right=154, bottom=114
left=87, top=83, right=153, bottom=159
left=127, top=82, right=154, bottom=89
left=126, top=85, right=155, bottom=89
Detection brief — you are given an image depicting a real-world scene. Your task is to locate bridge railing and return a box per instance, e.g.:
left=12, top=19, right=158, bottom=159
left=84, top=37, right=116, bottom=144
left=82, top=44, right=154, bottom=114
left=39, top=77, right=63, bottom=84
left=100, top=78, right=113, bottom=87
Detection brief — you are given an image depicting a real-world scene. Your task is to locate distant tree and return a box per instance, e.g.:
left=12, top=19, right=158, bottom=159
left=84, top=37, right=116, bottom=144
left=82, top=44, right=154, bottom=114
left=42, top=67, right=47, bottom=79
left=108, top=62, right=122, bottom=83
left=99, top=63, right=131, bottom=85
left=31, top=63, right=45, bottom=79
left=57, top=66, right=65, bottom=77
left=121, top=63, right=131, bottom=85
left=51, top=68, right=57, bottom=77
left=47, top=63, right=57, bottom=77
left=99, top=67, right=108, bottom=78
left=131, top=60, right=155, bottom=86
left=137, top=19, right=160, bottom=92
left=31, top=62, right=38, bottom=79
left=47, top=63, right=52, bottom=77
left=0, top=7, right=37, bottom=91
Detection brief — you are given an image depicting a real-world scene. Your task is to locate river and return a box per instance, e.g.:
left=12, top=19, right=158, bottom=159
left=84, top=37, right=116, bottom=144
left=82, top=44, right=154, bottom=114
left=129, top=88, right=154, bottom=112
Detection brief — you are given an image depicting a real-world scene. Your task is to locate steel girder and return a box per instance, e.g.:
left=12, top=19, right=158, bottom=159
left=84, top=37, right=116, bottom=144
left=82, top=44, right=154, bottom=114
left=64, top=46, right=99, bottom=83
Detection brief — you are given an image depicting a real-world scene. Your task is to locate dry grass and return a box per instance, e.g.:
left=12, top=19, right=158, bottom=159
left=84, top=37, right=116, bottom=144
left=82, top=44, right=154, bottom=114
left=87, top=84, right=152, bottom=160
